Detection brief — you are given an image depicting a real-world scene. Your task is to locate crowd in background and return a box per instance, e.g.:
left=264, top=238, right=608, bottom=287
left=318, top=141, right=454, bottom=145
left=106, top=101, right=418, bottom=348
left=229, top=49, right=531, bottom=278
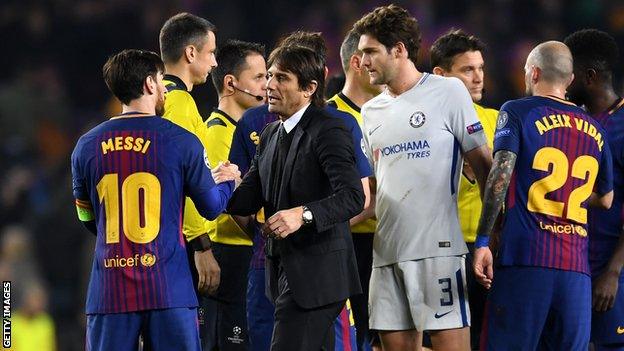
left=1, top=0, right=624, bottom=349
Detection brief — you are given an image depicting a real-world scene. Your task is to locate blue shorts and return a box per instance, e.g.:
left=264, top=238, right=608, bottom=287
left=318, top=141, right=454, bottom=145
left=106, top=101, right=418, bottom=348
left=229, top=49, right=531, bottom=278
left=247, top=267, right=275, bottom=351
left=482, top=266, right=591, bottom=351
left=592, top=271, right=624, bottom=347
left=334, top=301, right=358, bottom=351
left=86, top=307, right=200, bottom=351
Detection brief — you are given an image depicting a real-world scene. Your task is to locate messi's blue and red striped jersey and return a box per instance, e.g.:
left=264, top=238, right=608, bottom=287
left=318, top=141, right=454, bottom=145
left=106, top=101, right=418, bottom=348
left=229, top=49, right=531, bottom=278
left=71, top=115, right=233, bottom=314
left=588, top=98, right=624, bottom=275
left=494, top=96, right=613, bottom=274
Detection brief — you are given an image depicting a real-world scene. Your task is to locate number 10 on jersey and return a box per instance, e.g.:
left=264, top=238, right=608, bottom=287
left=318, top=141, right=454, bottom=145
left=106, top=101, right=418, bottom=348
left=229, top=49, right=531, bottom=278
left=96, top=172, right=162, bottom=244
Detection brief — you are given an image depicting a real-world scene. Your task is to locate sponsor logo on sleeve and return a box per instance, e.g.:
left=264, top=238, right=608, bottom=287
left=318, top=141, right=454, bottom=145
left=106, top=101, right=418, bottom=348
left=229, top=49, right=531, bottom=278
left=495, top=129, right=511, bottom=138
left=466, top=121, right=483, bottom=134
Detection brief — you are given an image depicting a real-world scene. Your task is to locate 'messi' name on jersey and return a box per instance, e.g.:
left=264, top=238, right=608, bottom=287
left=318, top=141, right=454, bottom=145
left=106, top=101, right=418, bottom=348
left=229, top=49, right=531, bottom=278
left=101, top=136, right=152, bottom=155
left=534, top=114, right=604, bottom=151
left=373, top=139, right=431, bottom=161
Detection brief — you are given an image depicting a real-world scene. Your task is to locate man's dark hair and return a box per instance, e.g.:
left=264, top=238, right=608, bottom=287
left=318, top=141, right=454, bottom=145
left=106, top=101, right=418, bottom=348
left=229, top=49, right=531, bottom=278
left=268, top=45, right=326, bottom=108
left=159, top=12, right=216, bottom=64
left=430, top=29, right=486, bottom=70
left=564, top=29, right=619, bottom=79
left=211, top=39, right=265, bottom=93
left=103, top=49, right=164, bottom=105
left=340, top=29, right=361, bottom=73
left=353, top=4, right=421, bottom=65
left=277, top=31, right=327, bottom=64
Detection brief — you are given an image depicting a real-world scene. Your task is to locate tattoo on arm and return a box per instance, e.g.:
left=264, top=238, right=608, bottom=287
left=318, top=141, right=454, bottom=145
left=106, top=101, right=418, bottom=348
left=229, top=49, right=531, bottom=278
left=476, top=150, right=517, bottom=237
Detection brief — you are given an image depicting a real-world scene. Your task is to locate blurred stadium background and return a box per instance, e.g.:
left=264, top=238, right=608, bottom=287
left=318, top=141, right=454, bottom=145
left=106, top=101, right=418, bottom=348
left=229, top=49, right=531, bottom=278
left=1, top=0, right=624, bottom=349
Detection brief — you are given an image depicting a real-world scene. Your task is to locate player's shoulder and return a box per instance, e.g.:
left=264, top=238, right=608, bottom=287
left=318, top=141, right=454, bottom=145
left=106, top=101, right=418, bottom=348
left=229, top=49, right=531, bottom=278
left=240, top=104, right=270, bottom=123
left=500, top=96, right=537, bottom=113
left=423, top=74, right=466, bottom=94
left=323, top=105, right=356, bottom=127
left=362, top=90, right=393, bottom=113
left=206, top=109, right=236, bottom=130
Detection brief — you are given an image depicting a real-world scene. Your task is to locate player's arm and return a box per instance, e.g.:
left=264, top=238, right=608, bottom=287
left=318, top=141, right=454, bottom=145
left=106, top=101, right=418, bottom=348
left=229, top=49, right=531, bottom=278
left=345, top=116, right=374, bottom=225
left=463, top=145, right=492, bottom=197
left=472, top=102, right=521, bottom=289
left=350, top=177, right=375, bottom=226
left=229, top=117, right=253, bottom=176
left=473, top=150, right=517, bottom=289
left=591, top=137, right=617, bottom=311
left=227, top=123, right=274, bottom=216
left=588, top=192, right=613, bottom=209
left=594, top=233, right=624, bottom=312
left=71, top=142, right=97, bottom=235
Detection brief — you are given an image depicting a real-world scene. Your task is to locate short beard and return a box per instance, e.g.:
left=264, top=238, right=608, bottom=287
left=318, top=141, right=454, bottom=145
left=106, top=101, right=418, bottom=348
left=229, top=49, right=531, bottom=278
left=155, top=101, right=165, bottom=116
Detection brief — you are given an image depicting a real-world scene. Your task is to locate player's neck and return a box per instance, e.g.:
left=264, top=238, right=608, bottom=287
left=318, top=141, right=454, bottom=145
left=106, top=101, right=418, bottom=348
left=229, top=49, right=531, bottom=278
left=217, top=99, right=244, bottom=122
left=386, top=65, right=422, bottom=97
left=121, top=100, right=155, bottom=116
left=587, top=88, right=619, bottom=115
left=342, top=78, right=375, bottom=108
left=533, top=84, right=567, bottom=100
left=164, top=64, right=194, bottom=92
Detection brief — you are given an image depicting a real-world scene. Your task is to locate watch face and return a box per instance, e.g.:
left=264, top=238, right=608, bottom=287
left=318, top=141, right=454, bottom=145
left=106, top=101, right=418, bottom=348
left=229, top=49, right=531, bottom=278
left=303, top=210, right=313, bottom=222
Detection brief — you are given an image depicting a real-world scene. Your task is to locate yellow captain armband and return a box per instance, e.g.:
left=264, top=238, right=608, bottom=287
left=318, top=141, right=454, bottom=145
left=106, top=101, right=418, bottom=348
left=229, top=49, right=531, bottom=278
left=75, top=199, right=95, bottom=222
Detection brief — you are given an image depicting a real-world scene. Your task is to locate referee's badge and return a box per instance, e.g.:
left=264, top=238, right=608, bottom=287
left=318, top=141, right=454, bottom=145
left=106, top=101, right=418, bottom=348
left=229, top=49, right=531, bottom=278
left=409, top=111, right=426, bottom=128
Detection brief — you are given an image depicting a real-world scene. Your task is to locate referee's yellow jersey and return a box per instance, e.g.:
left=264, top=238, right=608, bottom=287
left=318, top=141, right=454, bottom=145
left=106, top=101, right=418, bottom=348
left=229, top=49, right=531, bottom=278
left=327, top=92, right=376, bottom=234
left=204, top=109, right=251, bottom=245
left=162, top=74, right=211, bottom=241
left=457, top=103, right=498, bottom=243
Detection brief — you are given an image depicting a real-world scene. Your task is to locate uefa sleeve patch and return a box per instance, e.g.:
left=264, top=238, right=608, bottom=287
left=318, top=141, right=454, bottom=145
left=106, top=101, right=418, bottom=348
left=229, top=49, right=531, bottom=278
left=466, top=121, right=483, bottom=134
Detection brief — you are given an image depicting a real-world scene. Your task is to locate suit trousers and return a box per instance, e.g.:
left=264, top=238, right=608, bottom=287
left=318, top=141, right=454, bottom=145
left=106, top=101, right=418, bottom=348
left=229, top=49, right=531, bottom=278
left=270, top=262, right=346, bottom=351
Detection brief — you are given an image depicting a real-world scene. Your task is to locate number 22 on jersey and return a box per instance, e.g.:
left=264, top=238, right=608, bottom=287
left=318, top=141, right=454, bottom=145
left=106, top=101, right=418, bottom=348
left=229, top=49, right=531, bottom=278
left=527, top=147, right=598, bottom=224
left=96, top=172, right=161, bottom=244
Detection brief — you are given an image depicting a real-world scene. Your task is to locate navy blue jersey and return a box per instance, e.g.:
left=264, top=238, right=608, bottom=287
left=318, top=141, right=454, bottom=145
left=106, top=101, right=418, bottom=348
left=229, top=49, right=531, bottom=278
left=71, top=115, right=233, bottom=313
left=494, top=96, right=613, bottom=274
left=588, top=98, right=624, bottom=275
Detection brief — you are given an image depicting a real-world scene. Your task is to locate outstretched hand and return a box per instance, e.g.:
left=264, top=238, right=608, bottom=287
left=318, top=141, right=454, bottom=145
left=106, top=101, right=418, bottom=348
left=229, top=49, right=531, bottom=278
left=211, top=161, right=241, bottom=185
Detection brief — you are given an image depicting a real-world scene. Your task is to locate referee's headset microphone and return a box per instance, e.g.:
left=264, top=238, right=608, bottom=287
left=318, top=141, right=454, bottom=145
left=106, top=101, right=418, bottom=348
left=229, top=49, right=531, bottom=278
left=228, top=81, right=264, bottom=101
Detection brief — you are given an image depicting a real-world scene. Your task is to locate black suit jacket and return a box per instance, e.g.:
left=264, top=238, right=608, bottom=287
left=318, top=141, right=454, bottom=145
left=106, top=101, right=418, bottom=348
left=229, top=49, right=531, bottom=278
left=227, top=105, right=364, bottom=309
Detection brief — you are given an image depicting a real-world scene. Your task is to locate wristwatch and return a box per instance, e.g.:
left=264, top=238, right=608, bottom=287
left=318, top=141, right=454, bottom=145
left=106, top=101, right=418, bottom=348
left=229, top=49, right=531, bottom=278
left=302, top=206, right=314, bottom=226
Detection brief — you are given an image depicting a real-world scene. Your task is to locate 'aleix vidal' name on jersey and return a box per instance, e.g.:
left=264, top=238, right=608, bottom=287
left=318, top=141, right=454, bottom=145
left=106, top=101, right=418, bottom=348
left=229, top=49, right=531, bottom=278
left=373, top=139, right=431, bottom=161
left=498, top=112, right=605, bottom=151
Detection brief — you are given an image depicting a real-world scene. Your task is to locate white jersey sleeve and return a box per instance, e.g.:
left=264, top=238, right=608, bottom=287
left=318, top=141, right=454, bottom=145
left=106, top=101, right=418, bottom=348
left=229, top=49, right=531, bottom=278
left=444, top=77, right=487, bottom=153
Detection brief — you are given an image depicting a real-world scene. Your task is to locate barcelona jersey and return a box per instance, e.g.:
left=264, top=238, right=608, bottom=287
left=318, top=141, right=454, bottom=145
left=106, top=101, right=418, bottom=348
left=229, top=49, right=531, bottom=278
left=71, top=115, right=233, bottom=314
left=588, top=98, right=624, bottom=275
left=494, top=96, right=613, bottom=274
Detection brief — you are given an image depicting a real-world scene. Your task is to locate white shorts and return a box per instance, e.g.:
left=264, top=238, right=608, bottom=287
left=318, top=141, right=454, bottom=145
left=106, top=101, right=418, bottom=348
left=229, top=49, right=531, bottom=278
left=369, top=255, right=470, bottom=331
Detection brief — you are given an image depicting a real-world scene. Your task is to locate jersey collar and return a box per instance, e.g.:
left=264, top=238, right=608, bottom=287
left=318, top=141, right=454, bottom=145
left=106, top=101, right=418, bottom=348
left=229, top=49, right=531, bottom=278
left=338, top=92, right=361, bottom=113
left=163, top=74, right=188, bottom=92
left=213, top=108, right=238, bottom=126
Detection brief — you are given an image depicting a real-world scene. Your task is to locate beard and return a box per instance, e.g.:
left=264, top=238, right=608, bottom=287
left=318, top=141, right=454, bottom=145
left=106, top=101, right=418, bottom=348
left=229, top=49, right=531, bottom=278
left=155, top=100, right=165, bottom=116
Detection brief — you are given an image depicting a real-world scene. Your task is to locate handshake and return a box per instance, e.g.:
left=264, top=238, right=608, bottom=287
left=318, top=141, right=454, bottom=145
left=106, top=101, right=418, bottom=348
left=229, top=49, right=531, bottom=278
left=211, top=161, right=242, bottom=186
